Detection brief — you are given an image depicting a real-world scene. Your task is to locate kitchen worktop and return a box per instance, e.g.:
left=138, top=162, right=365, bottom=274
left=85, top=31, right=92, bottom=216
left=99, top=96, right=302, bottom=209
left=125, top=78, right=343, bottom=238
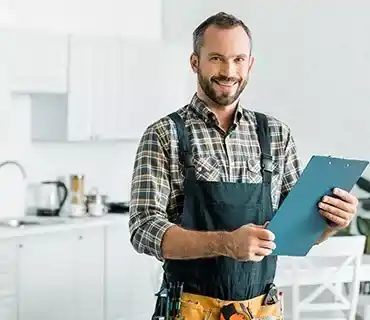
left=0, top=213, right=129, bottom=238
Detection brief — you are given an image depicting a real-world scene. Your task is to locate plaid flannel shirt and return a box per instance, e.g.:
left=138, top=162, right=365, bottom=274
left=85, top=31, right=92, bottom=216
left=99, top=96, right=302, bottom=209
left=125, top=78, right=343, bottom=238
left=129, top=94, right=302, bottom=260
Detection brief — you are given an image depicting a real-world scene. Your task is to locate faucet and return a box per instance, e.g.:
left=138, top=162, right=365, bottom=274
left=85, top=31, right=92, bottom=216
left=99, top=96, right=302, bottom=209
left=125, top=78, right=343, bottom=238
left=0, top=160, right=28, bottom=226
left=0, top=160, right=27, bottom=178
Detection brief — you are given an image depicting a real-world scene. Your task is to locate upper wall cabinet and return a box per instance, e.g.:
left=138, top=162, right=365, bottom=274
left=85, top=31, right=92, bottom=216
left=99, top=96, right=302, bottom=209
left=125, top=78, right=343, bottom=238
left=10, top=30, right=69, bottom=93
left=30, top=35, right=196, bottom=142
left=79, top=38, right=196, bottom=141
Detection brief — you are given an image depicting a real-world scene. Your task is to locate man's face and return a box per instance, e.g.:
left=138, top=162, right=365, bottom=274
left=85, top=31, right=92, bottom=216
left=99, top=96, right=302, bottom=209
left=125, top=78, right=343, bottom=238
left=191, top=25, right=254, bottom=107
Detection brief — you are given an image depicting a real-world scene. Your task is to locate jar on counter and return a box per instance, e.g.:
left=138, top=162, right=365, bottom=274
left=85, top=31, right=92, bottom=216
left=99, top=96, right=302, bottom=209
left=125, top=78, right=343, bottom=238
left=69, top=174, right=86, bottom=217
left=86, top=187, right=108, bottom=217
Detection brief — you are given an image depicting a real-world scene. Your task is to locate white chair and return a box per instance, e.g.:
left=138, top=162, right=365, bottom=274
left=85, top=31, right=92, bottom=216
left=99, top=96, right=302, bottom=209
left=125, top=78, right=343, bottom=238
left=278, top=235, right=366, bottom=320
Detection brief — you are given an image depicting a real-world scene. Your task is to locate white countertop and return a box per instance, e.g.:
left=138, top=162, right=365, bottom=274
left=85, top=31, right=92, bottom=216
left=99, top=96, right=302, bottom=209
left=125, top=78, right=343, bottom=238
left=0, top=213, right=129, bottom=238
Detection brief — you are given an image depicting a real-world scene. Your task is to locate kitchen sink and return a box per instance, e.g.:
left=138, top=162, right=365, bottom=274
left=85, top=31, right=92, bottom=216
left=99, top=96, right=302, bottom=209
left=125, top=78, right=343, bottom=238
left=0, top=217, right=68, bottom=228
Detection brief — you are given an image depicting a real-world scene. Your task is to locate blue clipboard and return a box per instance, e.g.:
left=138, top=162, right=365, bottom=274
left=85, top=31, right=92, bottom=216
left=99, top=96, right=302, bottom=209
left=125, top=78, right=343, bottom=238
left=267, top=155, right=369, bottom=256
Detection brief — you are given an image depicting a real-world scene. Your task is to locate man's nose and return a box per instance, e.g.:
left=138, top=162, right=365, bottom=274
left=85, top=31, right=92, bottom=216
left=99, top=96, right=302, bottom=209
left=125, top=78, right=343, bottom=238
left=219, top=61, right=236, bottom=77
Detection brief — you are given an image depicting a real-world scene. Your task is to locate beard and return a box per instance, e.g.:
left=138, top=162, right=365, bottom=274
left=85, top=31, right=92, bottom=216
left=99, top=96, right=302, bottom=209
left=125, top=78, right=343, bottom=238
left=197, top=71, right=248, bottom=107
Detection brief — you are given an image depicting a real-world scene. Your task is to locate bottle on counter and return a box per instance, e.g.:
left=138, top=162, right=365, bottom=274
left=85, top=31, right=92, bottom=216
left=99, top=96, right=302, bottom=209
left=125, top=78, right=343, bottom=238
left=69, top=174, right=86, bottom=217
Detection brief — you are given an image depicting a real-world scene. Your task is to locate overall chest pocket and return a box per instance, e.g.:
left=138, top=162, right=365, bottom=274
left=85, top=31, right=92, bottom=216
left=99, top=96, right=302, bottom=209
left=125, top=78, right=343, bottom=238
left=193, top=155, right=220, bottom=182
left=246, top=158, right=283, bottom=183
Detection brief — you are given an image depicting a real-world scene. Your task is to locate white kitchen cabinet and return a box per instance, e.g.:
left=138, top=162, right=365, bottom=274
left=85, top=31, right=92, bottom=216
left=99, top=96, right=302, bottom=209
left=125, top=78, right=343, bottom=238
left=92, top=39, right=166, bottom=140
left=82, top=38, right=196, bottom=141
left=29, top=35, right=102, bottom=142
left=29, top=34, right=196, bottom=142
left=18, top=231, right=76, bottom=320
left=105, top=218, right=163, bottom=320
left=10, top=30, right=69, bottom=93
left=17, top=226, right=105, bottom=320
left=105, top=222, right=132, bottom=320
left=0, top=239, right=18, bottom=320
left=49, top=36, right=176, bottom=142
left=74, top=226, right=105, bottom=320
left=0, top=30, right=14, bottom=145
left=66, top=35, right=98, bottom=141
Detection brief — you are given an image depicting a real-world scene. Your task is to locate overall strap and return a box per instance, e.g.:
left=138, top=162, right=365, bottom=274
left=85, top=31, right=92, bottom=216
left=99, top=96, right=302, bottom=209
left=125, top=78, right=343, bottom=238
left=254, top=112, right=273, bottom=184
left=167, top=111, right=195, bottom=178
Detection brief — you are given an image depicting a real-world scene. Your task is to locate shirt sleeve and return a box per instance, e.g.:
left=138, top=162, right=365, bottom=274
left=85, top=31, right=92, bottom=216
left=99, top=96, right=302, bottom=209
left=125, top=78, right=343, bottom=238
left=129, top=124, right=175, bottom=261
left=279, top=129, right=302, bottom=205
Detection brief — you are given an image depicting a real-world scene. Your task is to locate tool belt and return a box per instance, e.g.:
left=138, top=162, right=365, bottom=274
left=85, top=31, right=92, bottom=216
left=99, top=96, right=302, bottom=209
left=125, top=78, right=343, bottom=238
left=152, top=281, right=184, bottom=320
left=220, top=283, right=280, bottom=320
left=220, top=303, right=254, bottom=319
left=152, top=283, right=282, bottom=320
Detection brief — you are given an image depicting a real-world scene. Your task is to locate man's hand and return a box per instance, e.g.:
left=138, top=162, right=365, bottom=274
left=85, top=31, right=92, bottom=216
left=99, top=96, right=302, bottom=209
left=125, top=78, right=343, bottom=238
left=226, top=223, right=275, bottom=262
left=318, top=188, right=358, bottom=230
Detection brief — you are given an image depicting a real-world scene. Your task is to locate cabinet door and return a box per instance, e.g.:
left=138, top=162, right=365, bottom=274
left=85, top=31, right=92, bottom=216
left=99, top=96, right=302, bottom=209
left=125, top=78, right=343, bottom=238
left=11, top=30, right=68, bottom=93
left=67, top=35, right=96, bottom=141
left=87, top=36, right=125, bottom=141
left=0, top=30, right=14, bottom=144
left=0, top=239, right=18, bottom=320
left=74, top=226, right=105, bottom=320
left=105, top=222, right=131, bottom=320
left=114, top=40, right=167, bottom=140
left=18, top=231, right=75, bottom=320
left=0, top=298, right=17, bottom=320
left=94, top=40, right=189, bottom=141
left=105, top=218, right=162, bottom=320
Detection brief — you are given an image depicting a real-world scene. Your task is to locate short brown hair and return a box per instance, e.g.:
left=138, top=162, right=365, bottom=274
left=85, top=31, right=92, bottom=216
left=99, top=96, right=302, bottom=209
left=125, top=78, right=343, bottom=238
left=192, top=12, right=253, bottom=56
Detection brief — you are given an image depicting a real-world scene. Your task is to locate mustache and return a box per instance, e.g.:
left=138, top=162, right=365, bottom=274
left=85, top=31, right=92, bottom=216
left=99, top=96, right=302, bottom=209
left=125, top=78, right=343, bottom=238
left=211, top=76, right=241, bottom=83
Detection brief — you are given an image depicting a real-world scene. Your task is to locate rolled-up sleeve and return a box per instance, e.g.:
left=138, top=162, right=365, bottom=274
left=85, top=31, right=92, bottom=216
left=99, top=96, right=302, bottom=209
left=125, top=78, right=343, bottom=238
left=129, top=124, right=175, bottom=261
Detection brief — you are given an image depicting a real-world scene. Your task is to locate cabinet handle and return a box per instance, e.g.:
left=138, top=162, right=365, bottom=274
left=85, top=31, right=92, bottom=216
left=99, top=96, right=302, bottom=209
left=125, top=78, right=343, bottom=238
left=79, top=235, right=83, bottom=240
left=19, top=244, right=23, bottom=248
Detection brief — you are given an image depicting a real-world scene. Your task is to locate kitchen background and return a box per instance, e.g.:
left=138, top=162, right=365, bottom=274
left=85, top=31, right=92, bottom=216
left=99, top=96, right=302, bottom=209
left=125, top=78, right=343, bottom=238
left=1, top=0, right=370, bottom=208
left=1, top=0, right=370, bottom=319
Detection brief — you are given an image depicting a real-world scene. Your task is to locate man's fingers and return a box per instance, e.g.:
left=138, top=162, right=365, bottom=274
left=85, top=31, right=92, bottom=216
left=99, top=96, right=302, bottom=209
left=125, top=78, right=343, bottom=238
left=320, top=196, right=354, bottom=214
left=255, top=228, right=275, bottom=241
left=258, top=239, right=276, bottom=251
left=255, top=247, right=273, bottom=257
left=320, top=209, right=348, bottom=227
left=333, top=188, right=358, bottom=206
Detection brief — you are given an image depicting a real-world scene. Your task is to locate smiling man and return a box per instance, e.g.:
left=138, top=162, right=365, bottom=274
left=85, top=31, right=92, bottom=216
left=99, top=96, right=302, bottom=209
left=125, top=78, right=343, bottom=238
left=129, top=12, right=359, bottom=320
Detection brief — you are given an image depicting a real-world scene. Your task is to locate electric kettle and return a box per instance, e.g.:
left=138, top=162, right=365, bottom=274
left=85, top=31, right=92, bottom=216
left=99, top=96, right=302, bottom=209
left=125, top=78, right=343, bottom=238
left=35, top=180, right=68, bottom=216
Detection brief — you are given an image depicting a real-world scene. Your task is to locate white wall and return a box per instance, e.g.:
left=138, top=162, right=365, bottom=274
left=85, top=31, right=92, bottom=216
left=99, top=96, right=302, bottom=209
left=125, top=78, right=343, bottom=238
left=242, top=0, right=370, bottom=167
left=28, top=141, right=138, bottom=201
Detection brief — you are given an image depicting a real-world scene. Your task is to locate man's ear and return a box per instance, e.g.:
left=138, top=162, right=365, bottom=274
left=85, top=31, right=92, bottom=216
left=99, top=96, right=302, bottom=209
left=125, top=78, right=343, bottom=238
left=190, top=53, right=198, bottom=73
left=248, top=56, right=255, bottom=72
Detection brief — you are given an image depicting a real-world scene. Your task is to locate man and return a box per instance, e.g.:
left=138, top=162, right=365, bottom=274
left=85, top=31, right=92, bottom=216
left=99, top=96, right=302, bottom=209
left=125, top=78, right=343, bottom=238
left=129, top=12, right=358, bottom=319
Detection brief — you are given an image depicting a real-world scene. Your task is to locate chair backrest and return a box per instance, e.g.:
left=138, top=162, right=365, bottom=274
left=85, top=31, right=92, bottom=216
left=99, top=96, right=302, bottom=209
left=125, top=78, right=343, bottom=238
left=281, top=235, right=366, bottom=320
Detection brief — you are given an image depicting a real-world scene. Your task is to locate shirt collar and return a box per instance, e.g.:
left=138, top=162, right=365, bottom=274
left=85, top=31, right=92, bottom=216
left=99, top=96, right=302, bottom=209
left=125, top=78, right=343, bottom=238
left=189, top=94, right=244, bottom=125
